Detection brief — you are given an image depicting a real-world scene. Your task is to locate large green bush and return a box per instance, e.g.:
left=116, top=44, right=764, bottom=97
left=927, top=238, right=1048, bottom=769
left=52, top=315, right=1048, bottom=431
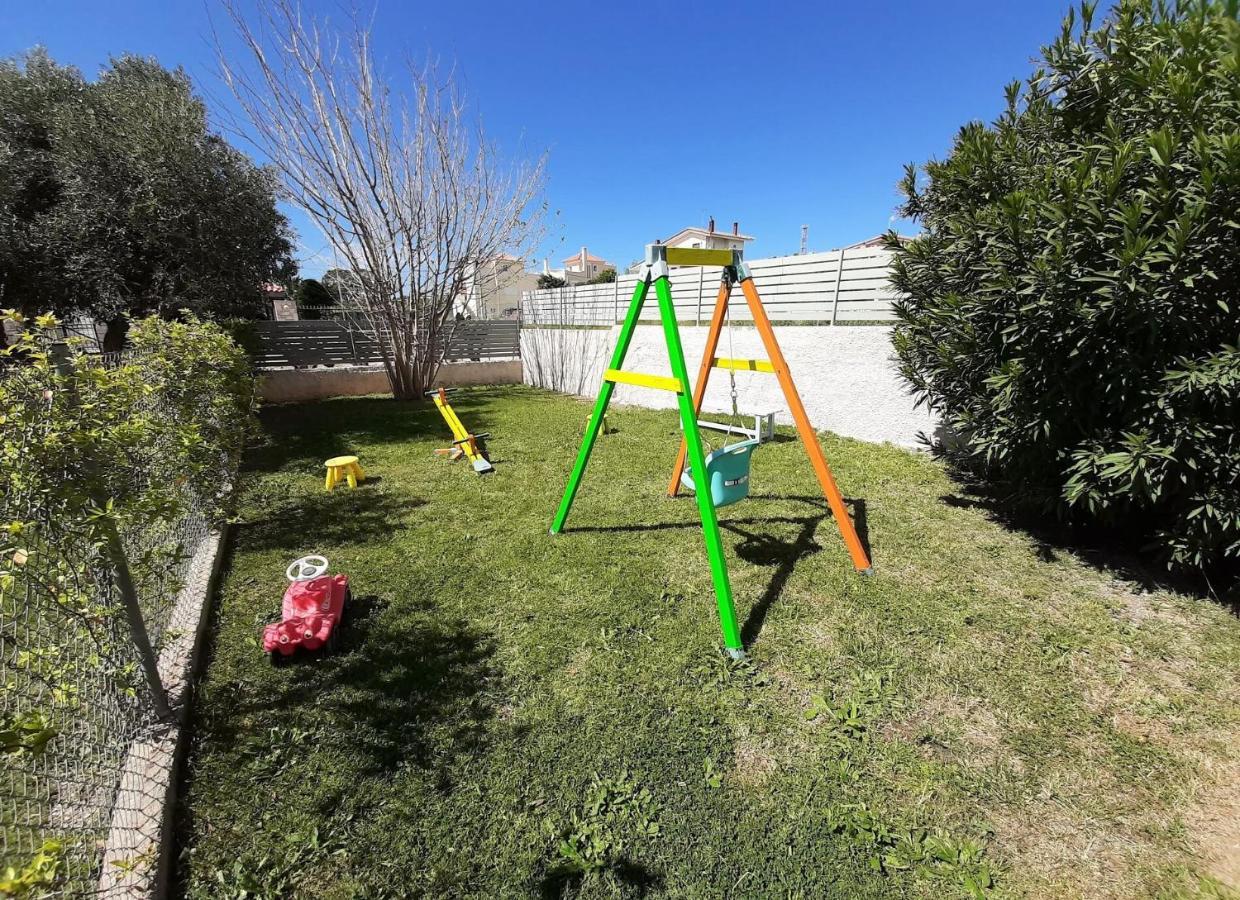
left=0, top=313, right=253, bottom=891
left=1, top=312, right=254, bottom=641
left=888, top=0, right=1239, bottom=572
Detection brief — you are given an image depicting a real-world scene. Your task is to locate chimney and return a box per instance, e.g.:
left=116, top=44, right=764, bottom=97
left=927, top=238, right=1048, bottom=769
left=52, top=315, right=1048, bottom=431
left=732, top=221, right=739, bottom=236
left=708, top=216, right=715, bottom=233
left=542, top=258, right=549, bottom=275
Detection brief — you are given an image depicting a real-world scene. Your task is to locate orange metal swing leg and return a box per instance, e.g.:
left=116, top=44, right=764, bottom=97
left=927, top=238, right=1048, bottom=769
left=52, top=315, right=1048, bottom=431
left=739, top=276, right=873, bottom=572
left=667, top=279, right=733, bottom=497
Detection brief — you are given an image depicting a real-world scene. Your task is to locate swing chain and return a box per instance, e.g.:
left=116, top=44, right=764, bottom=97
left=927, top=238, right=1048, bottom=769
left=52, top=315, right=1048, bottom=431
left=726, top=296, right=740, bottom=429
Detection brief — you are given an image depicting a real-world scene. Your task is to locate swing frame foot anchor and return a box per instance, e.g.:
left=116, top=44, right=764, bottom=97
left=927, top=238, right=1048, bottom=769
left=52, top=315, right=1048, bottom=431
left=859, top=567, right=875, bottom=577
left=725, top=647, right=747, bottom=661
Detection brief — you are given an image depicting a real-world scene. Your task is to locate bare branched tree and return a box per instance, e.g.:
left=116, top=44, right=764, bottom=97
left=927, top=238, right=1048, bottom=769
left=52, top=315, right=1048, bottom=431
left=217, top=0, right=547, bottom=398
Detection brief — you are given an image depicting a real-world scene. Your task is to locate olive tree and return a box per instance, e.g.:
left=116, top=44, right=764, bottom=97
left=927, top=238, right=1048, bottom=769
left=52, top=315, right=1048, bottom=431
left=0, top=50, right=294, bottom=348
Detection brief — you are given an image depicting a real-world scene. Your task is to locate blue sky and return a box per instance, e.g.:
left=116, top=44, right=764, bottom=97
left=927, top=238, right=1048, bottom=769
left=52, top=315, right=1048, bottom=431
left=2, top=0, right=1081, bottom=276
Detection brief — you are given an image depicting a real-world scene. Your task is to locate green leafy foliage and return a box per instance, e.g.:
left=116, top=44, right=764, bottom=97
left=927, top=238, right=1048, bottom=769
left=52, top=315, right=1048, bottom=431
left=536, top=273, right=567, bottom=290
left=0, top=311, right=254, bottom=528
left=0, top=311, right=253, bottom=707
left=825, top=804, right=994, bottom=895
left=888, top=1, right=1240, bottom=572
left=0, top=710, right=57, bottom=756
left=0, top=50, right=294, bottom=341
left=550, top=772, right=660, bottom=877
left=0, top=840, right=63, bottom=897
left=586, top=268, right=617, bottom=284
left=292, top=278, right=335, bottom=318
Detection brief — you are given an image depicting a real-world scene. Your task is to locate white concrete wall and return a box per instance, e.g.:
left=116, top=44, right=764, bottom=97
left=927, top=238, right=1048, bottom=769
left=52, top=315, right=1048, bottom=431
left=521, top=324, right=935, bottom=449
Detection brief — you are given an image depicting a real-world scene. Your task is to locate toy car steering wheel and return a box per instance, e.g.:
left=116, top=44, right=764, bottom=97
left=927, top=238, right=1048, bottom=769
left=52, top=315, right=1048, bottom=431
left=286, top=555, right=329, bottom=582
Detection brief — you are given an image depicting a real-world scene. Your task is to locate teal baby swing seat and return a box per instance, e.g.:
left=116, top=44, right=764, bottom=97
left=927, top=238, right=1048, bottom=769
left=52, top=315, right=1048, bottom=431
left=680, top=438, right=760, bottom=508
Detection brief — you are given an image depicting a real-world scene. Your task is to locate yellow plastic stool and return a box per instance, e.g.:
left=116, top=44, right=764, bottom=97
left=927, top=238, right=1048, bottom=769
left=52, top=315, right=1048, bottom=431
left=324, top=455, right=365, bottom=491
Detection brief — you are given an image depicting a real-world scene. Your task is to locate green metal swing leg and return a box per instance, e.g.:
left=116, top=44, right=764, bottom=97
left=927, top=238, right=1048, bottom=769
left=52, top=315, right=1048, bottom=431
left=654, top=276, right=744, bottom=657
left=548, top=270, right=744, bottom=658
left=550, top=276, right=650, bottom=534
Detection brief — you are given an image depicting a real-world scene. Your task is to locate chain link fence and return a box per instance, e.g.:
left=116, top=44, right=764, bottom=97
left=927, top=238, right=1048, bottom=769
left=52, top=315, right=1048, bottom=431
left=1, top=347, right=220, bottom=896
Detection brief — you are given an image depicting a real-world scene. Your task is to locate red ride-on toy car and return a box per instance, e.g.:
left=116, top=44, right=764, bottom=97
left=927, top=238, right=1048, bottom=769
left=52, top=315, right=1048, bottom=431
left=262, top=555, right=350, bottom=665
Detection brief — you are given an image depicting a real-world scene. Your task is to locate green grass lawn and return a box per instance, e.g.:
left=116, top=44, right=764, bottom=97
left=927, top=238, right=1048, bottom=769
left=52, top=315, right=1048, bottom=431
left=177, top=386, right=1240, bottom=899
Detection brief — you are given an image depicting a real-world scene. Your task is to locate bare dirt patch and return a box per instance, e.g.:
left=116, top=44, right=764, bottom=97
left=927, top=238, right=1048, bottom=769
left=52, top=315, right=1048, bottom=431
left=1183, top=737, right=1240, bottom=891
left=880, top=692, right=1008, bottom=769
left=987, top=804, right=1145, bottom=900
left=731, top=735, right=780, bottom=790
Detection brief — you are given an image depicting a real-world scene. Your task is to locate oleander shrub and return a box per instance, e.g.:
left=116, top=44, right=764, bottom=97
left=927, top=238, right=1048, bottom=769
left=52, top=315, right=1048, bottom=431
left=888, top=0, right=1240, bottom=573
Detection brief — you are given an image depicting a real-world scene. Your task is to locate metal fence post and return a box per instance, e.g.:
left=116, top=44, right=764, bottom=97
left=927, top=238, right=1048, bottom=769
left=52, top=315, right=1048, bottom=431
left=99, top=516, right=175, bottom=722
left=829, top=249, right=846, bottom=325
left=48, top=343, right=174, bottom=723
left=697, top=266, right=704, bottom=326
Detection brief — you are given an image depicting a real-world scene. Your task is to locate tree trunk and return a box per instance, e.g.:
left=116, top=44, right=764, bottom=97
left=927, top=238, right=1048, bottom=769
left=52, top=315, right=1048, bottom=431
left=387, top=353, right=422, bottom=400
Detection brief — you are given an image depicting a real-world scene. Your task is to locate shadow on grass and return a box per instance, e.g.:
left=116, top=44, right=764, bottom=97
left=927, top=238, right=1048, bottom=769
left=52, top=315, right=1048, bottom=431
left=730, top=516, right=825, bottom=648
left=247, top=393, right=500, bottom=473
left=568, top=494, right=871, bottom=563
left=537, top=857, right=663, bottom=899
left=938, top=480, right=1237, bottom=606
left=209, top=594, right=500, bottom=787
left=563, top=494, right=877, bottom=649
left=236, top=486, right=427, bottom=553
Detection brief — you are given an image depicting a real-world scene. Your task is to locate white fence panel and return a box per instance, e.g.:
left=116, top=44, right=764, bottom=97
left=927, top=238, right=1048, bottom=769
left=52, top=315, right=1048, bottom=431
left=522, top=248, right=901, bottom=325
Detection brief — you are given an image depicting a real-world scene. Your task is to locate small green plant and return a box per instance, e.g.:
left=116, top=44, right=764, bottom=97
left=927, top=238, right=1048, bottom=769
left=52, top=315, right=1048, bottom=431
left=0, top=710, right=58, bottom=756
left=209, top=827, right=338, bottom=899
left=252, top=726, right=313, bottom=780
left=825, top=804, right=994, bottom=894
left=552, top=772, right=659, bottom=876
left=108, top=849, right=155, bottom=876
left=805, top=667, right=893, bottom=738
left=0, top=839, right=64, bottom=897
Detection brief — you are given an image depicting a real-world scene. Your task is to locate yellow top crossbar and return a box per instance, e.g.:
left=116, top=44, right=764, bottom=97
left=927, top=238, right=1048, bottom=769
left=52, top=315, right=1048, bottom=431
left=664, top=247, right=735, bottom=267
left=712, top=357, right=775, bottom=373
left=603, top=368, right=683, bottom=393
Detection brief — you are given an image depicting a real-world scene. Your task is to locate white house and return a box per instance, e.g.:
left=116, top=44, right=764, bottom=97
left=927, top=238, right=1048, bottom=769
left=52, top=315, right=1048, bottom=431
left=661, top=218, right=754, bottom=254
left=460, top=254, right=540, bottom=319
left=542, top=247, right=616, bottom=285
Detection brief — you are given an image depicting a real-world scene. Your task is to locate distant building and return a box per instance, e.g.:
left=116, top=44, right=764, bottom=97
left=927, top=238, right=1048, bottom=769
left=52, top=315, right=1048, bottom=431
left=839, top=234, right=912, bottom=251
left=542, top=247, right=617, bottom=285
left=661, top=218, right=754, bottom=255
left=460, top=254, right=541, bottom=319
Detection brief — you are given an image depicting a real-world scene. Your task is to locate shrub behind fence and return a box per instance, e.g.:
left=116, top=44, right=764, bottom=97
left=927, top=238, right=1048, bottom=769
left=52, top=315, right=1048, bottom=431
left=0, top=314, right=251, bottom=895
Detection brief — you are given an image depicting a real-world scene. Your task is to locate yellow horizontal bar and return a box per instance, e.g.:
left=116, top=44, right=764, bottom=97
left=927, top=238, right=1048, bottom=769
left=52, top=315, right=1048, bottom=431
left=664, top=247, right=735, bottom=267
left=713, top=357, right=775, bottom=373
left=603, top=368, right=683, bottom=393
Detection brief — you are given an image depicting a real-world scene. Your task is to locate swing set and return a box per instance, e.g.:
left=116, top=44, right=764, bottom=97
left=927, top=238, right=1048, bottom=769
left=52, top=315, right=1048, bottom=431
left=550, top=242, right=872, bottom=659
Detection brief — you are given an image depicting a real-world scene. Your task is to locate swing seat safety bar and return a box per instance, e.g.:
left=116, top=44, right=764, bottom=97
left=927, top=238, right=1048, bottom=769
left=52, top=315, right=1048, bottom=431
left=712, top=356, right=774, bottom=373
left=603, top=369, right=684, bottom=393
